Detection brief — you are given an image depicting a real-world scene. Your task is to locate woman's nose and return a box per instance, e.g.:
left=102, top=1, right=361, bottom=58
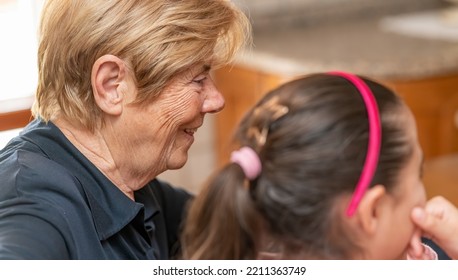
left=202, top=79, right=225, bottom=114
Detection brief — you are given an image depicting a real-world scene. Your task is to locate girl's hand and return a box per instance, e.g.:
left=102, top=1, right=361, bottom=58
left=409, top=196, right=458, bottom=259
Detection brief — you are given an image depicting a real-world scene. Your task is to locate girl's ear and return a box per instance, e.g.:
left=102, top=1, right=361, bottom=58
left=353, top=184, right=387, bottom=235
left=91, top=54, right=129, bottom=116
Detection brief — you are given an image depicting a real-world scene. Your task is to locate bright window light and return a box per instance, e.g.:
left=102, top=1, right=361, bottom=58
left=0, top=0, right=44, bottom=102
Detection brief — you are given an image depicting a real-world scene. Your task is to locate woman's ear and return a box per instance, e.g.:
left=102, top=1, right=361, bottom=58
left=353, top=184, right=387, bottom=235
left=91, top=54, right=129, bottom=116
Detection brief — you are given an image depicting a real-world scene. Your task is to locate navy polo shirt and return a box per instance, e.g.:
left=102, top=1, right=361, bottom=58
left=0, top=119, right=191, bottom=259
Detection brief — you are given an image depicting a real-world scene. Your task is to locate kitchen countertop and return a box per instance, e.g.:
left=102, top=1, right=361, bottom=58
left=236, top=11, right=458, bottom=81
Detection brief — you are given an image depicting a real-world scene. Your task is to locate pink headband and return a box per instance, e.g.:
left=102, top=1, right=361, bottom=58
left=328, top=71, right=382, bottom=217
left=230, top=146, right=262, bottom=180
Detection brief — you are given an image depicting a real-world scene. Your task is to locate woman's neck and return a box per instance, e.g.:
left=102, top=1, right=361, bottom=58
left=53, top=117, right=139, bottom=200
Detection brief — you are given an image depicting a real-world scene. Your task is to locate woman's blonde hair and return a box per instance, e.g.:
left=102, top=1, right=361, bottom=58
left=33, top=0, right=251, bottom=131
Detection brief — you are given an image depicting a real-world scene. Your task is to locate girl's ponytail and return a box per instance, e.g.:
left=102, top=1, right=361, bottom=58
left=181, top=163, right=261, bottom=259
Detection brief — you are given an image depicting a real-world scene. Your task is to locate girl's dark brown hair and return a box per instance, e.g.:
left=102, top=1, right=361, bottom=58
left=182, top=74, right=412, bottom=259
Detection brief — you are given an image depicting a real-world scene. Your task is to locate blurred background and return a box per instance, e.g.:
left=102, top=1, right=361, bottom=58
left=1, top=0, right=458, bottom=203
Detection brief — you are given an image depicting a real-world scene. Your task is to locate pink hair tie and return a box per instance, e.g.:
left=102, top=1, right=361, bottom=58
left=230, top=146, right=262, bottom=180
left=328, top=71, right=381, bottom=217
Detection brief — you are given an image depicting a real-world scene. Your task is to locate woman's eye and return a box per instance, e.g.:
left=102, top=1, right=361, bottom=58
left=193, top=75, right=207, bottom=85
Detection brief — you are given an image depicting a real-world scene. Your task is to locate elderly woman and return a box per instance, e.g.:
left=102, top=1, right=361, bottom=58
left=0, top=0, right=250, bottom=259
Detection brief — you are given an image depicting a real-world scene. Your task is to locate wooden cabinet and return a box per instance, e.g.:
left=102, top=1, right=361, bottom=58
left=0, top=109, right=32, bottom=131
left=423, top=154, right=458, bottom=206
left=214, top=65, right=458, bottom=204
left=383, top=75, right=458, bottom=160
left=213, top=65, right=284, bottom=167
left=0, top=96, right=34, bottom=132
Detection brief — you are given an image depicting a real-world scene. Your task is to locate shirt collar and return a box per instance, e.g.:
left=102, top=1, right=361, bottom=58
left=23, top=119, right=160, bottom=240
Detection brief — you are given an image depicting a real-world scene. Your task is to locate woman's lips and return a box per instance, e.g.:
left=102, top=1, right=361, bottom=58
left=184, top=128, right=197, bottom=136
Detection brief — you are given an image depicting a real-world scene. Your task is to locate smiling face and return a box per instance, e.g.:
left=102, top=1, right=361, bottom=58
left=156, top=64, right=225, bottom=170
left=115, top=63, right=224, bottom=181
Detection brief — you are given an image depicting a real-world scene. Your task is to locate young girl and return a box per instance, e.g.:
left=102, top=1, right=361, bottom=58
left=182, top=72, right=434, bottom=259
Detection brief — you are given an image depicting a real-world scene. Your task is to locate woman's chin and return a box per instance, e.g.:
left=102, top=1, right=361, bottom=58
left=166, top=154, right=189, bottom=170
